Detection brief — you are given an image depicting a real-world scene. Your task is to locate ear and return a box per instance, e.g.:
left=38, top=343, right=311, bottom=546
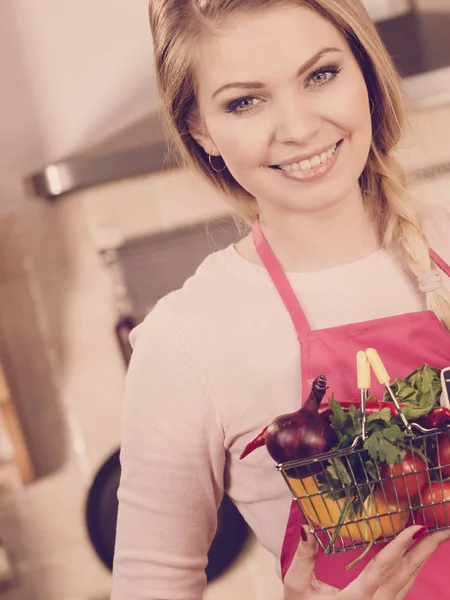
left=187, top=107, right=220, bottom=156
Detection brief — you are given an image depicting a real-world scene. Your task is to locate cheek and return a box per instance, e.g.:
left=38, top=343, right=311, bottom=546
left=319, top=69, right=371, bottom=133
left=353, top=100, right=373, bottom=159
left=217, top=128, right=268, bottom=193
left=217, top=125, right=268, bottom=168
left=347, top=82, right=372, bottom=141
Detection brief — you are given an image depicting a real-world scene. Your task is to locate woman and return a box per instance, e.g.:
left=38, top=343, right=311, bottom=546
left=111, top=1, right=450, bottom=598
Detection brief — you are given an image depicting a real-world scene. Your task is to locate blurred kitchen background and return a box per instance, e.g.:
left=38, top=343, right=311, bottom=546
left=0, top=0, right=450, bottom=598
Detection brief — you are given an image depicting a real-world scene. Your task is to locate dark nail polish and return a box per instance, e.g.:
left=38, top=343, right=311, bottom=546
left=412, top=526, right=428, bottom=541
left=300, top=526, right=308, bottom=542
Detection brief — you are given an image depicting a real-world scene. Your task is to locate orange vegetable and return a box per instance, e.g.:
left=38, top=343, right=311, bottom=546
left=288, top=475, right=344, bottom=530
left=288, top=475, right=410, bottom=542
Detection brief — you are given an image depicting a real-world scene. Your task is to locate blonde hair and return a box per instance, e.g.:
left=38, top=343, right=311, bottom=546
left=149, top=0, right=450, bottom=329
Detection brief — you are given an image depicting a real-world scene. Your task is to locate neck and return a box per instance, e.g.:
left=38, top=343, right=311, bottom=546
left=243, top=189, right=381, bottom=272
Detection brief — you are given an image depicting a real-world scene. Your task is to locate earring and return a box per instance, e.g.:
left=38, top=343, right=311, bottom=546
left=208, top=153, right=227, bottom=173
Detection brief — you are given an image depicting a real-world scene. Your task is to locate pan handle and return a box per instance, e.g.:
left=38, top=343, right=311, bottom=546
left=115, top=315, right=137, bottom=366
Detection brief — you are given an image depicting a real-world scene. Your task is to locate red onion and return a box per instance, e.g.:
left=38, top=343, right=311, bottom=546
left=265, top=375, right=338, bottom=464
left=240, top=375, right=338, bottom=470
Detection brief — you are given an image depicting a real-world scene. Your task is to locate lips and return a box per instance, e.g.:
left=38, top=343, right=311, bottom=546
left=270, top=139, right=343, bottom=169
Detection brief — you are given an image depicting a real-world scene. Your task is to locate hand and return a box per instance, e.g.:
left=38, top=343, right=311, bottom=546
left=283, top=524, right=450, bottom=599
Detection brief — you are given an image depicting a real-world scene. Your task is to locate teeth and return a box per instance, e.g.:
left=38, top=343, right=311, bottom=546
left=278, top=143, right=338, bottom=172
left=299, top=160, right=310, bottom=171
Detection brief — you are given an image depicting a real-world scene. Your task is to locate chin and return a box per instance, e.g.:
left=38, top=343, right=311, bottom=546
left=297, top=197, right=345, bottom=214
left=279, top=187, right=352, bottom=215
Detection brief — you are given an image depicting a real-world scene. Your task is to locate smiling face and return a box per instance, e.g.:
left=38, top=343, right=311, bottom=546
left=189, top=4, right=373, bottom=218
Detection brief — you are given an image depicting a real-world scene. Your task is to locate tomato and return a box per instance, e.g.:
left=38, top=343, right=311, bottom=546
left=420, top=482, right=450, bottom=526
left=435, top=433, right=450, bottom=479
left=288, top=476, right=409, bottom=542
left=380, top=451, right=427, bottom=502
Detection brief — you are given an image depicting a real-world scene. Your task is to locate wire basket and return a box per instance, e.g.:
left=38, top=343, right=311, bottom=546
left=277, top=425, right=450, bottom=555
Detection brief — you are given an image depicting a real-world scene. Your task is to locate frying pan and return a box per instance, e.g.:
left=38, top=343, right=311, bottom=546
left=85, top=448, right=249, bottom=582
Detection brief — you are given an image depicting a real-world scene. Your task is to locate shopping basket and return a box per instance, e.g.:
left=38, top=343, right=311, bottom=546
left=276, top=351, right=450, bottom=556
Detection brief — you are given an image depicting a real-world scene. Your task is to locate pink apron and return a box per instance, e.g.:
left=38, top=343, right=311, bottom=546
left=252, top=219, right=450, bottom=597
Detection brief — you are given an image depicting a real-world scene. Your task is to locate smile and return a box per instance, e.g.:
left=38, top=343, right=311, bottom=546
left=270, top=139, right=343, bottom=182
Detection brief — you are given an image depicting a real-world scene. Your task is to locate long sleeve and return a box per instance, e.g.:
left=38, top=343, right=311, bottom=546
left=111, top=302, right=226, bottom=600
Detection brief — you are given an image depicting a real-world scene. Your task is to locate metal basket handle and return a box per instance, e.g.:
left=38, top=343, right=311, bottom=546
left=357, top=351, right=370, bottom=441
left=365, top=349, right=436, bottom=435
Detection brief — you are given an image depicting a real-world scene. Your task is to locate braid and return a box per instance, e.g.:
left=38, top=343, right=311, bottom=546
left=368, top=146, right=450, bottom=330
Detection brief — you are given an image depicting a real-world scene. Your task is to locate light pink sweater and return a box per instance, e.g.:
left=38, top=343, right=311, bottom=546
left=111, top=200, right=450, bottom=600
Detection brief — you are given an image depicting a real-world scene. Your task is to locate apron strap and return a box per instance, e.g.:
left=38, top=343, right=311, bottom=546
left=252, top=216, right=311, bottom=337
left=430, top=248, right=450, bottom=277
left=252, top=221, right=450, bottom=336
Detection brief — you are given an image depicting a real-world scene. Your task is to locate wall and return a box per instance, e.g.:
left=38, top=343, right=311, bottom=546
left=361, top=0, right=412, bottom=21
left=0, top=0, right=156, bottom=215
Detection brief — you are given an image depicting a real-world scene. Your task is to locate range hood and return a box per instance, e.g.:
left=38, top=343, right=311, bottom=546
left=27, top=4, right=450, bottom=200
left=26, top=109, right=177, bottom=200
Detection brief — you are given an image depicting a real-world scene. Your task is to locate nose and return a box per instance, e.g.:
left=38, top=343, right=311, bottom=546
left=273, top=95, right=320, bottom=145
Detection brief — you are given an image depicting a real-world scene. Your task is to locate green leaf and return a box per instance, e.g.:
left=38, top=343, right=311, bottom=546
left=366, top=408, right=392, bottom=424
left=348, top=404, right=361, bottom=429
left=382, top=424, right=407, bottom=443
left=353, top=484, right=372, bottom=513
left=363, top=433, right=380, bottom=461
left=328, top=395, right=364, bottom=451
left=316, top=471, right=346, bottom=500
left=363, top=431, right=404, bottom=464
left=383, top=442, right=404, bottom=464
left=328, top=396, right=348, bottom=430
left=328, top=458, right=352, bottom=486
left=365, top=460, right=378, bottom=481
left=383, top=364, right=442, bottom=418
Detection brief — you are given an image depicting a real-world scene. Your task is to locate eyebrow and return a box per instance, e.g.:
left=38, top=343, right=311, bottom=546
left=211, top=46, right=343, bottom=99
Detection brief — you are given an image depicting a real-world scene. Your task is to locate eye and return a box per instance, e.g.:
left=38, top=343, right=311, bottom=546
left=307, top=65, right=343, bottom=88
left=226, top=95, right=261, bottom=115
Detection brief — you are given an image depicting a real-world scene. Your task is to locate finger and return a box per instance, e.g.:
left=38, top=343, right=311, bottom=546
left=283, top=526, right=318, bottom=600
left=345, top=525, right=428, bottom=598
left=388, top=528, right=450, bottom=600
left=404, top=526, right=450, bottom=563
left=388, top=556, right=427, bottom=600
left=393, top=573, right=420, bottom=600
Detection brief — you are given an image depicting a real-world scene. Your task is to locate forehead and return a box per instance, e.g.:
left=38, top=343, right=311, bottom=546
left=194, top=5, right=348, bottom=97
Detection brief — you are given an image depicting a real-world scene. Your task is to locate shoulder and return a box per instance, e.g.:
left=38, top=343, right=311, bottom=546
left=129, top=245, right=244, bottom=352
left=124, top=251, right=233, bottom=415
left=420, top=197, right=450, bottom=259
left=422, top=196, right=450, bottom=228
